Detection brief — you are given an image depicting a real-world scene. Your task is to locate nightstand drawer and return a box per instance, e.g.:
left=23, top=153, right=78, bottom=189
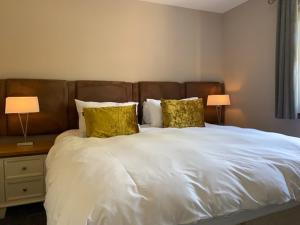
left=4, top=156, right=44, bottom=179
left=5, top=177, right=44, bottom=201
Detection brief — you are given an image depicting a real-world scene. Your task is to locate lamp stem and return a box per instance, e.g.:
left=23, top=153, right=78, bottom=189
left=25, top=113, right=29, bottom=143
left=18, top=113, right=25, bottom=142
left=18, top=113, right=29, bottom=143
left=216, top=105, right=222, bottom=125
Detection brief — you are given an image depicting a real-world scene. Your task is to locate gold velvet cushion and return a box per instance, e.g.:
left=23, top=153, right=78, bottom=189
left=83, top=105, right=139, bottom=138
left=161, top=99, right=205, bottom=128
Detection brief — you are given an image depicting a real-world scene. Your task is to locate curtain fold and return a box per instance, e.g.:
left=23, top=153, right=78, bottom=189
left=275, top=0, right=298, bottom=119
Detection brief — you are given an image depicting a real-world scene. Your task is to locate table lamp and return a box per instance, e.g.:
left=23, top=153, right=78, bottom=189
left=207, top=95, right=230, bottom=125
left=5, top=96, right=40, bottom=146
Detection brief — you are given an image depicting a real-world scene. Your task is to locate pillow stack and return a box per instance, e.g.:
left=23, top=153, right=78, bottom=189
left=75, top=99, right=139, bottom=138
left=142, top=97, right=204, bottom=128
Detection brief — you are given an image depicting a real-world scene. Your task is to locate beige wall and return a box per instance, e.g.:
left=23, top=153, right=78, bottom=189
left=224, top=0, right=300, bottom=137
left=2, top=0, right=299, bottom=136
left=0, top=0, right=223, bottom=82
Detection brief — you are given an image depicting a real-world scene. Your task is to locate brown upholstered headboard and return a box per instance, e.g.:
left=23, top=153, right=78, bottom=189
left=0, top=79, right=225, bottom=136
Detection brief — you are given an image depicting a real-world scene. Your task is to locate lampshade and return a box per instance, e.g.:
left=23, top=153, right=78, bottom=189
left=5, top=97, right=40, bottom=114
left=207, top=95, right=230, bottom=106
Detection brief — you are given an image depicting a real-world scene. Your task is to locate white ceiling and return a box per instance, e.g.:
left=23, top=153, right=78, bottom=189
left=138, top=0, right=248, bottom=13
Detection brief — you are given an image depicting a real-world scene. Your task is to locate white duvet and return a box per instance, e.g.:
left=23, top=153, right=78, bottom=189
left=45, top=125, right=300, bottom=225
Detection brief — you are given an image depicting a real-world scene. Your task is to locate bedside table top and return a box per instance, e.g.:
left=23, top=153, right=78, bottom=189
left=0, top=136, right=56, bottom=158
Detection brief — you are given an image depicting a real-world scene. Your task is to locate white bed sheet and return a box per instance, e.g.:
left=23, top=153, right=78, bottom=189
left=45, top=124, right=300, bottom=225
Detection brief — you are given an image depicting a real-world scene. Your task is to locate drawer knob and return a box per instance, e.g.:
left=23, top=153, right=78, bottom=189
left=22, top=188, right=28, bottom=192
left=21, top=166, right=27, bottom=171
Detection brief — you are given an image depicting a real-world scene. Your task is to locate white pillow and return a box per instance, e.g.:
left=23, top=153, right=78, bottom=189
left=143, top=99, right=161, bottom=127
left=142, top=100, right=151, bottom=124
left=75, top=99, right=138, bottom=137
left=143, top=97, right=198, bottom=127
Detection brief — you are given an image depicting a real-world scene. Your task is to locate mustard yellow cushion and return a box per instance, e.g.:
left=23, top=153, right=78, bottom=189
left=161, top=99, right=205, bottom=128
left=83, top=105, right=139, bottom=138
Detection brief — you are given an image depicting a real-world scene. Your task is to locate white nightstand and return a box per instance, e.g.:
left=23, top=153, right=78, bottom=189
left=0, top=139, right=53, bottom=219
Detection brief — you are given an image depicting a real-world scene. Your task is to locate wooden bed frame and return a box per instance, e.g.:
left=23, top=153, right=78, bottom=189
left=0, top=78, right=299, bottom=225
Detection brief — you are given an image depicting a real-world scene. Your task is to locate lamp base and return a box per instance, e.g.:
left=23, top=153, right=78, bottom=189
left=17, top=142, right=33, bottom=146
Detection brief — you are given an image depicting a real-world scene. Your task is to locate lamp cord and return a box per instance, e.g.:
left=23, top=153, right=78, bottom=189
left=18, top=113, right=28, bottom=143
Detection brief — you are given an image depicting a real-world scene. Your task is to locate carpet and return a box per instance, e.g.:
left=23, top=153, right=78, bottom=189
left=0, top=203, right=46, bottom=225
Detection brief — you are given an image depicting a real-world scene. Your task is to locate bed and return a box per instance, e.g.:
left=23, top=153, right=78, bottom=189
left=0, top=79, right=299, bottom=225
left=44, top=124, right=300, bottom=225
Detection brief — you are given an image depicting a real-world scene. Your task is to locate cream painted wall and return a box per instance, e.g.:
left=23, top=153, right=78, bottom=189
left=2, top=0, right=299, bottom=136
left=224, top=0, right=300, bottom=137
left=0, top=0, right=223, bottom=82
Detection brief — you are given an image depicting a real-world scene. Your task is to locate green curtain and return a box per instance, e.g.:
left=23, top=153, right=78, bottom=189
left=275, top=0, right=298, bottom=119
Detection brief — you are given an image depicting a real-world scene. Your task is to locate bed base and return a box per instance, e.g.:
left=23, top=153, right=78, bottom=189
left=192, top=202, right=300, bottom=225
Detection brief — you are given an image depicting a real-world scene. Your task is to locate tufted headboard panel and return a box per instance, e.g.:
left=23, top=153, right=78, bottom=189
left=138, top=82, right=185, bottom=103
